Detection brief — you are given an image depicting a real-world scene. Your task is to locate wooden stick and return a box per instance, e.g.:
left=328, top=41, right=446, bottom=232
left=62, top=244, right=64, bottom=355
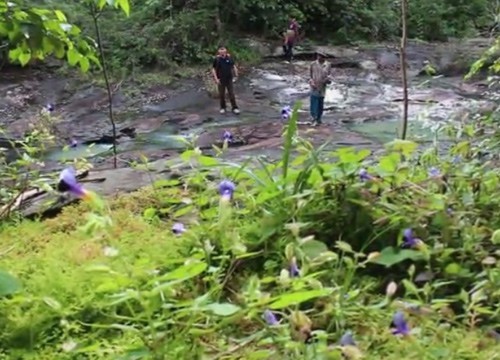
left=400, top=0, right=409, bottom=140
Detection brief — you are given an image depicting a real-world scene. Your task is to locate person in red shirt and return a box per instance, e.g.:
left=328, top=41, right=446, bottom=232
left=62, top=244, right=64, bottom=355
left=283, top=17, right=300, bottom=62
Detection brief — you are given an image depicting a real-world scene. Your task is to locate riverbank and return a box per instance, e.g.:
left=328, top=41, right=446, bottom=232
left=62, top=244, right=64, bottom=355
left=0, top=38, right=497, bottom=207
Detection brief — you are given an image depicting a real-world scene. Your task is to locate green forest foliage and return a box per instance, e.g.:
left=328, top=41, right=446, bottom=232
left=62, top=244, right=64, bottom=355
left=2, top=0, right=499, bottom=70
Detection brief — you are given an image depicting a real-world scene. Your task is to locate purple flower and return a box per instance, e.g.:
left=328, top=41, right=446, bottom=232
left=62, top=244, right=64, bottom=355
left=172, top=222, right=185, bottom=235
left=263, top=310, right=279, bottom=325
left=359, top=168, right=374, bottom=181
left=281, top=105, right=292, bottom=120
left=391, top=311, right=410, bottom=336
left=70, top=139, right=78, bottom=148
left=218, top=180, right=235, bottom=201
left=428, top=167, right=441, bottom=178
left=402, top=228, right=420, bottom=248
left=46, top=103, right=54, bottom=112
left=58, top=167, right=90, bottom=199
left=223, top=130, right=233, bottom=142
left=340, top=331, right=356, bottom=346
left=290, top=257, right=300, bottom=277
left=452, top=156, right=461, bottom=164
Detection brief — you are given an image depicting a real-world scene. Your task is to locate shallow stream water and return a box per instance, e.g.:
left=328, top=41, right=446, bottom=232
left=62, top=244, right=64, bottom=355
left=42, top=60, right=491, bottom=163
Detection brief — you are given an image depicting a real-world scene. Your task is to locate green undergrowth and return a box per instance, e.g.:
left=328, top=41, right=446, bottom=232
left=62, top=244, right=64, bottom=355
left=0, top=105, right=499, bottom=359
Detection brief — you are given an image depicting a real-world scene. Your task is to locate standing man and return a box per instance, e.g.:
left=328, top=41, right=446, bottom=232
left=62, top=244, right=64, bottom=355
left=309, top=52, right=331, bottom=126
left=283, top=17, right=300, bottom=62
left=212, top=46, right=240, bottom=115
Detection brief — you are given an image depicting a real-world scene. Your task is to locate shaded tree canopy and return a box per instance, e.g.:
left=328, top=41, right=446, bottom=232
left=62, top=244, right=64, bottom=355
left=1, top=0, right=499, bottom=70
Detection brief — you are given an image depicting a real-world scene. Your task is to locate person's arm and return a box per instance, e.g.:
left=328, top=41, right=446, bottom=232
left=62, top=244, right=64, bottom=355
left=309, top=64, right=315, bottom=87
left=231, top=58, right=238, bottom=78
left=212, top=58, right=219, bottom=82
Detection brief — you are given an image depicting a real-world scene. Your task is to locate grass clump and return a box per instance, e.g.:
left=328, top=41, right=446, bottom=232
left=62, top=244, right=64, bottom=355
left=0, top=107, right=499, bottom=359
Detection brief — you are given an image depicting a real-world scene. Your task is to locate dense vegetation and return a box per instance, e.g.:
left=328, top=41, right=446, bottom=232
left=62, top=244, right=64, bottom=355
left=0, top=107, right=499, bottom=358
left=0, top=0, right=499, bottom=358
left=2, top=0, right=500, bottom=70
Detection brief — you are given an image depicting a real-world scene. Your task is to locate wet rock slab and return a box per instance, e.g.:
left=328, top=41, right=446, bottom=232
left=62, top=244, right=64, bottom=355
left=19, top=159, right=174, bottom=218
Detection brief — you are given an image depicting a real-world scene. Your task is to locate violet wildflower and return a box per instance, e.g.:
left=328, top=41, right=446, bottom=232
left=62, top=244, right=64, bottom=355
left=218, top=180, right=235, bottom=201
left=57, top=167, right=92, bottom=200
left=263, top=309, right=279, bottom=326
left=359, top=168, right=374, bottom=181
left=281, top=105, right=292, bottom=120
left=339, top=331, right=356, bottom=346
left=391, top=311, right=410, bottom=336
left=70, top=139, right=78, bottom=148
left=452, top=156, right=461, bottom=164
left=222, top=130, right=233, bottom=142
left=402, top=228, right=421, bottom=249
left=289, top=257, right=300, bottom=277
left=172, top=222, right=185, bottom=235
left=428, top=167, right=441, bottom=178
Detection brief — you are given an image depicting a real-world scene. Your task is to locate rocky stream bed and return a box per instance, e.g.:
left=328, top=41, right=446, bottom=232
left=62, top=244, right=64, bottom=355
left=0, top=39, right=497, bottom=217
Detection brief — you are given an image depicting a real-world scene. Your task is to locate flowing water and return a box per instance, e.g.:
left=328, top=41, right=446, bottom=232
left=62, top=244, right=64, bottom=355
left=249, top=61, right=490, bottom=143
left=41, top=61, right=492, bottom=164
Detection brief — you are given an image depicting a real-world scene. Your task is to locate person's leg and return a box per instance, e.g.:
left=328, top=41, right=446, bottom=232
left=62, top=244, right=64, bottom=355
left=226, top=81, right=239, bottom=113
left=317, top=96, right=325, bottom=124
left=309, top=93, right=318, bottom=122
left=218, top=83, right=226, bottom=112
left=287, top=41, right=294, bottom=62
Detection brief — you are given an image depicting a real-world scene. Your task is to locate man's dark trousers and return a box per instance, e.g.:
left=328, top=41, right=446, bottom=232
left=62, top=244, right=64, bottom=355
left=218, top=81, right=238, bottom=110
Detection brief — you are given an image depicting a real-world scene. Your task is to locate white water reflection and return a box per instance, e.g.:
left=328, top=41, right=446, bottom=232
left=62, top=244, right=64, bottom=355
left=250, top=67, right=489, bottom=126
left=45, top=143, right=113, bottom=162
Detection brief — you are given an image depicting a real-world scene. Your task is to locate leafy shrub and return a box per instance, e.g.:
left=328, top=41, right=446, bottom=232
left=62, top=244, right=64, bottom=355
left=0, top=105, right=499, bottom=358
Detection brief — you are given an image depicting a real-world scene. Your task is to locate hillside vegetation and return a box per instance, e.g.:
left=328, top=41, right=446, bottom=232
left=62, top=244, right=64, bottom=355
left=2, top=0, right=500, bottom=71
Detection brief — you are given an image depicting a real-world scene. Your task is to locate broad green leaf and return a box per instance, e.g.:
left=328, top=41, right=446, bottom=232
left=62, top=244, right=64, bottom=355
left=302, top=239, right=328, bottom=260
left=378, top=153, right=400, bottom=173
left=142, top=207, right=156, bottom=220
left=116, top=0, right=130, bottom=16
left=157, top=261, right=207, bottom=282
left=0, top=270, right=21, bottom=296
left=79, top=56, right=90, bottom=72
left=67, top=48, right=80, bottom=66
left=18, top=51, right=31, bottom=66
left=444, top=263, right=462, bottom=275
left=371, top=247, right=425, bottom=268
left=269, top=288, right=333, bottom=309
left=97, top=0, right=108, bottom=10
left=198, top=155, right=218, bottom=167
left=336, top=240, right=353, bottom=253
left=54, top=10, right=67, bottom=21
left=385, top=139, right=418, bottom=157
left=491, top=229, right=500, bottom=244
left=203, top=303, right=241, bottom=316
